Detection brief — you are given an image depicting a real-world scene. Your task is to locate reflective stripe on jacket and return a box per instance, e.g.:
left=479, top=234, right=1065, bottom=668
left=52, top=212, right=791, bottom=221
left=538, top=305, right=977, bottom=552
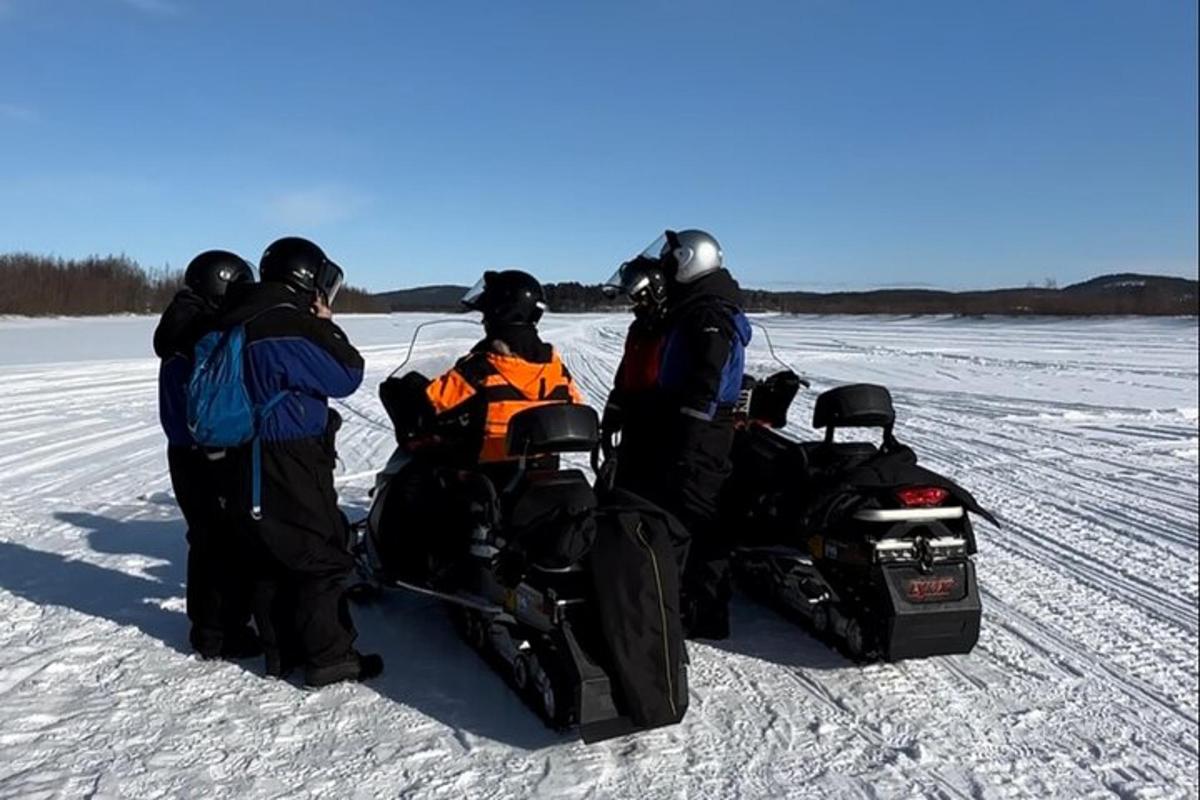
left=426, top=349, right=583, bottom=462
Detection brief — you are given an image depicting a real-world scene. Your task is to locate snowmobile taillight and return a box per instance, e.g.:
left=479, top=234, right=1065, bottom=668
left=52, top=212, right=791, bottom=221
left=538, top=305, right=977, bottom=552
left=896, top=486, right=950, bottom=508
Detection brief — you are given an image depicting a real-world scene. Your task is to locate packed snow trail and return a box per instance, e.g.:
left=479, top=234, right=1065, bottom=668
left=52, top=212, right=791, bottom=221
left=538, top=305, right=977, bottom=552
left=0, top=314, right=1196, bottom=799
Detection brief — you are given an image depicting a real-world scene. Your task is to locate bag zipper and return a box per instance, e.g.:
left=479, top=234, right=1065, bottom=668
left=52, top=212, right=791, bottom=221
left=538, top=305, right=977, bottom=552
left=635, top=521, right=678, bottom=719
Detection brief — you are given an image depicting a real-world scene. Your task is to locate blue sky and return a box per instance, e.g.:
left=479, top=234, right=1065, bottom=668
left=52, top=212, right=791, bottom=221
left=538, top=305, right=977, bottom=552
left=1, top=0, right=1196, bottom=292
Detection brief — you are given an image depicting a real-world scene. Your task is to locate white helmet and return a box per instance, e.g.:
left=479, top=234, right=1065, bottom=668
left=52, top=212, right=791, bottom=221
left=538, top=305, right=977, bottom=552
left=637, top=229, right=724, bottom=285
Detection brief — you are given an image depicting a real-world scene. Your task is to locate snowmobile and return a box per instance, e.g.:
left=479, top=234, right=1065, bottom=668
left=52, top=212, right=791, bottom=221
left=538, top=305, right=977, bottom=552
left=722, top=371, right=995, bottom=662
left=351, top=361, right=685, bottom=743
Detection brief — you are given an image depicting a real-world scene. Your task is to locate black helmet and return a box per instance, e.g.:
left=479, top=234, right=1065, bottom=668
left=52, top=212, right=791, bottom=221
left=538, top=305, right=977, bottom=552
left=602, top=255, right=666, bottom=311
left=259, top=236, right=345, bottom=304
left=184, top=250, right=254, bottom=303
left=461, top=270, right=546, bottom=326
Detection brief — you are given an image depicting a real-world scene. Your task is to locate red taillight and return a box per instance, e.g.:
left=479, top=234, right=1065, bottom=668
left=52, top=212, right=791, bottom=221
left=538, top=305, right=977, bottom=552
left=896, top=486, right=950, bottom=508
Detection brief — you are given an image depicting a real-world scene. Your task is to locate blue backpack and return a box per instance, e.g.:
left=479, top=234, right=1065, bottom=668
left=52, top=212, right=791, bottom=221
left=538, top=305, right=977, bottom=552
left=187, top=325, right=287, bottom=519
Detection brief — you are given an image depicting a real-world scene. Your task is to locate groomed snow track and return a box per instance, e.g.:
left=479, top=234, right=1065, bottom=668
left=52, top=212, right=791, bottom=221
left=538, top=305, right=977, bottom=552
left=0, top=314, right=1195, bottom=799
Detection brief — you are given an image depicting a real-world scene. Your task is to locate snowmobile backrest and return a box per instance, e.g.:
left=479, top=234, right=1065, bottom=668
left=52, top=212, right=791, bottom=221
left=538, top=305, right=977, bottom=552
left=506, top=403, right=600, bottom=457
left=813, top=384, right=895, bottom=431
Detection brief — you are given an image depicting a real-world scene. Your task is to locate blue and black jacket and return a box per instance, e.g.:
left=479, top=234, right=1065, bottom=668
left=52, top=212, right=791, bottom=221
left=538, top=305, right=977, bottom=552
left=154, top=289, right=215, bottom=447
left=608, top=269, right=751, bottom=507
left=610, top=269, right=751, bottom=423
left=213, top=281, right=364, bottom=444
left=659, top=273, right=752, bottom=422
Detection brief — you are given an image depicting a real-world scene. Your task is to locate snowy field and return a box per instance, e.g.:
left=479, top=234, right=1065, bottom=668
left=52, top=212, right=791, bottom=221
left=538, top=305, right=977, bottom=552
left=0, top=313, right=1196, bottom=800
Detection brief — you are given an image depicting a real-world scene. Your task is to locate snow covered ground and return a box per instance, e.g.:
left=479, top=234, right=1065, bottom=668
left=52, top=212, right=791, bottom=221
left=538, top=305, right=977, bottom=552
left=0, top=313, right=1196, bottom=799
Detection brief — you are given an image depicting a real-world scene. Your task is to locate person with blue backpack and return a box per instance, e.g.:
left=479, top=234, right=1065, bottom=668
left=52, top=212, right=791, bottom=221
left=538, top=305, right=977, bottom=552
left=601, top=229, right=751, bottom=641
left=191, top=236, right=382, bottom=687
left=154, top=250, right=260, bottom=660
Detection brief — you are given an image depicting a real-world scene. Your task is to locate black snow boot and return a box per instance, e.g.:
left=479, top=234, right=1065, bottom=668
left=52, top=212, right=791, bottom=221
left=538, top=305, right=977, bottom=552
left=303, top=651, right=384, bottom=689
left=219, top=626, right=263, bottom=660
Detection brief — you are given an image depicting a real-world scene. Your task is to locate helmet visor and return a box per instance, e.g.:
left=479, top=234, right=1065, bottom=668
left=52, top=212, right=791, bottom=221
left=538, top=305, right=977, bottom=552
left=602, top=260, right=656, bottom=301
left=638, top=232, right=671, bottom=263
left=461, top=275, right=488, bottom=309
left=315, top=259, right=344, bottom=305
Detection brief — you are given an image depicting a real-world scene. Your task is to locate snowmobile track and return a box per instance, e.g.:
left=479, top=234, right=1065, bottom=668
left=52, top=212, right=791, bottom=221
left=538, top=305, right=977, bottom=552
left=0, top=314, right=1195, bottom=799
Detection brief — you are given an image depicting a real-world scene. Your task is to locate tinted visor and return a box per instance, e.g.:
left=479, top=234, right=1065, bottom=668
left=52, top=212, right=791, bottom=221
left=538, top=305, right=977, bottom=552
left=315, top=259, right=344, bottom=305
left=461, top=275, right=487, bottom=309
left=602, top=259, right=657, bottom=300
left=639, top=232, right=671, bottom=262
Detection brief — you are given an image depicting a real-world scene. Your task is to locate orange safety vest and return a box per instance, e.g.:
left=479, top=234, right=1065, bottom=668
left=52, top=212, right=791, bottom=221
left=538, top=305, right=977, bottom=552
left=425, top=349, right=584, bottom=462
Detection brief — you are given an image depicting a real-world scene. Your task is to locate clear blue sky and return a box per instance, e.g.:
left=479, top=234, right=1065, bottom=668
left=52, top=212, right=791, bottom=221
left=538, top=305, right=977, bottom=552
left=1, top=0, right=1196, bottom=292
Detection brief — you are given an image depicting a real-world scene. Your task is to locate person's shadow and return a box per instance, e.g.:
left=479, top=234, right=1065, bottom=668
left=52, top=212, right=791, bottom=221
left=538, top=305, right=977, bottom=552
left=0, top=508, right=563, bottom=749
left=0, top=511, right=192, bottom=654
left=352, top=592, right=565, bottom=750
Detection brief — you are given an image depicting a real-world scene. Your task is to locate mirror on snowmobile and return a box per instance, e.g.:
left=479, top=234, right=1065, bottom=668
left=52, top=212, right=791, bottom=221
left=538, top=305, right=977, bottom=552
left=507, top=404, right=600, bottom=457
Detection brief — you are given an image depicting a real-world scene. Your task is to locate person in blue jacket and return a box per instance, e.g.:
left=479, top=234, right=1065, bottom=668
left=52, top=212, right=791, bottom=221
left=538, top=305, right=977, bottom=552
left=602, top=229, right=751, bottom=640
left=154, top=250, right=259, bottom=659
left=214, top=236, right=382, bottom=687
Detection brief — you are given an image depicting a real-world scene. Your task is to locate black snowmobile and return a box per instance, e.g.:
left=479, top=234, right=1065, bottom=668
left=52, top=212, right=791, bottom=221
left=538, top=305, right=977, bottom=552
left=723, top=371, right=995, bottom=662
left=351, top=367, right=688, bottom=743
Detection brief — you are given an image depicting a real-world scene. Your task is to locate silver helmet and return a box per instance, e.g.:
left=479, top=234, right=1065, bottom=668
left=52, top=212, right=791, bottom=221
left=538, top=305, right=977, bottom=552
left=637, top=229, right=724, bottom=285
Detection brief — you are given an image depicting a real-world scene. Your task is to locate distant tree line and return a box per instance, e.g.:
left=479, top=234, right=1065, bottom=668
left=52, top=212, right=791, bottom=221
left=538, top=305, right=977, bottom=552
left=542, top=279, right=1198, bottom=316
left=0, top=253, right=384, bottom=316
left=3, top=253, right=1194, bottom=317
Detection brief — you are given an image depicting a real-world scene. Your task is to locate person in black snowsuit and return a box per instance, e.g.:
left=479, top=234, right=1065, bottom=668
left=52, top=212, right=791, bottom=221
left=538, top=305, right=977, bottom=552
left=216, top=236, right=382, bottom=687
left=154, top=250, right=259, bottom=659
left=602, top=230, right=751, bottom=640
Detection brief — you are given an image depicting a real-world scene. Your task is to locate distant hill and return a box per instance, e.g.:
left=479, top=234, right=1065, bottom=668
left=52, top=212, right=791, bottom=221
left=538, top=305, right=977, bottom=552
left=374, top=284, right=471, bottom=311
left=373, top=273, right=1198, bottom=316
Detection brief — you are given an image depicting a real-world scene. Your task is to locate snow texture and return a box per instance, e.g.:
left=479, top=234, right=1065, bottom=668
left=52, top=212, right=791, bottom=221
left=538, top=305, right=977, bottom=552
left=0, top=314, right=1196, bottom=799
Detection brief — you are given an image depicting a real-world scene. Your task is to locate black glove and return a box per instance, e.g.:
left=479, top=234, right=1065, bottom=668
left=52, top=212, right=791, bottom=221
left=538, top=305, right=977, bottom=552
left=493, top=548, right=527, bottom=589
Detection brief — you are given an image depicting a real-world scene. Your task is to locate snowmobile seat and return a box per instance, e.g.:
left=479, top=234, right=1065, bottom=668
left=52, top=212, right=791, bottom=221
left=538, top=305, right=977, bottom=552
left=504, top=469, right=598, bottom=571
left=798, top=440, right=881, bottom=472
left=813, top=384, right=895, bottom=431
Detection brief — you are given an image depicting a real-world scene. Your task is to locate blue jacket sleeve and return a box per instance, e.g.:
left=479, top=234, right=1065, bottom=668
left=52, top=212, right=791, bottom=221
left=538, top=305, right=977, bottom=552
left=279, top=317, right=365, bottom=399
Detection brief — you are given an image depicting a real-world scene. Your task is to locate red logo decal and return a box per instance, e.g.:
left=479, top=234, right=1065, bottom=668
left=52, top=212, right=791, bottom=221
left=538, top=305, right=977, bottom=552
left=906, top=576, right=958, bottom=602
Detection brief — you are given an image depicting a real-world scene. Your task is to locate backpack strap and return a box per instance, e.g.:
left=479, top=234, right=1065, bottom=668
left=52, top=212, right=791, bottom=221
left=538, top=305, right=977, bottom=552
left=249, top=390, right=292, bottom=520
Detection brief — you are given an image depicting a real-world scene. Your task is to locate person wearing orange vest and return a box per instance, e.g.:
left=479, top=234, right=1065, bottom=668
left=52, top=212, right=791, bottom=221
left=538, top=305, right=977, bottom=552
left=423, top=270, right=584, bottom=467
left=372, top=271, right=583, bottom=587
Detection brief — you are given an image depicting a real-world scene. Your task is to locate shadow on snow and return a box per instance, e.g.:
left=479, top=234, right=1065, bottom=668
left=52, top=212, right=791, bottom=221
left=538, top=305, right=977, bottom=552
left=0, top=507, right=562, bottom=750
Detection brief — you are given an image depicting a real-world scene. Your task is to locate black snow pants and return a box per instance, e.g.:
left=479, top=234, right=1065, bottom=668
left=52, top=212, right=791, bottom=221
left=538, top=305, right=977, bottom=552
left=167, top=445, right=253, bottom=655
left=232, top=436, right=357, bottom=673
left=617, top=414, right=736, bottom=640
